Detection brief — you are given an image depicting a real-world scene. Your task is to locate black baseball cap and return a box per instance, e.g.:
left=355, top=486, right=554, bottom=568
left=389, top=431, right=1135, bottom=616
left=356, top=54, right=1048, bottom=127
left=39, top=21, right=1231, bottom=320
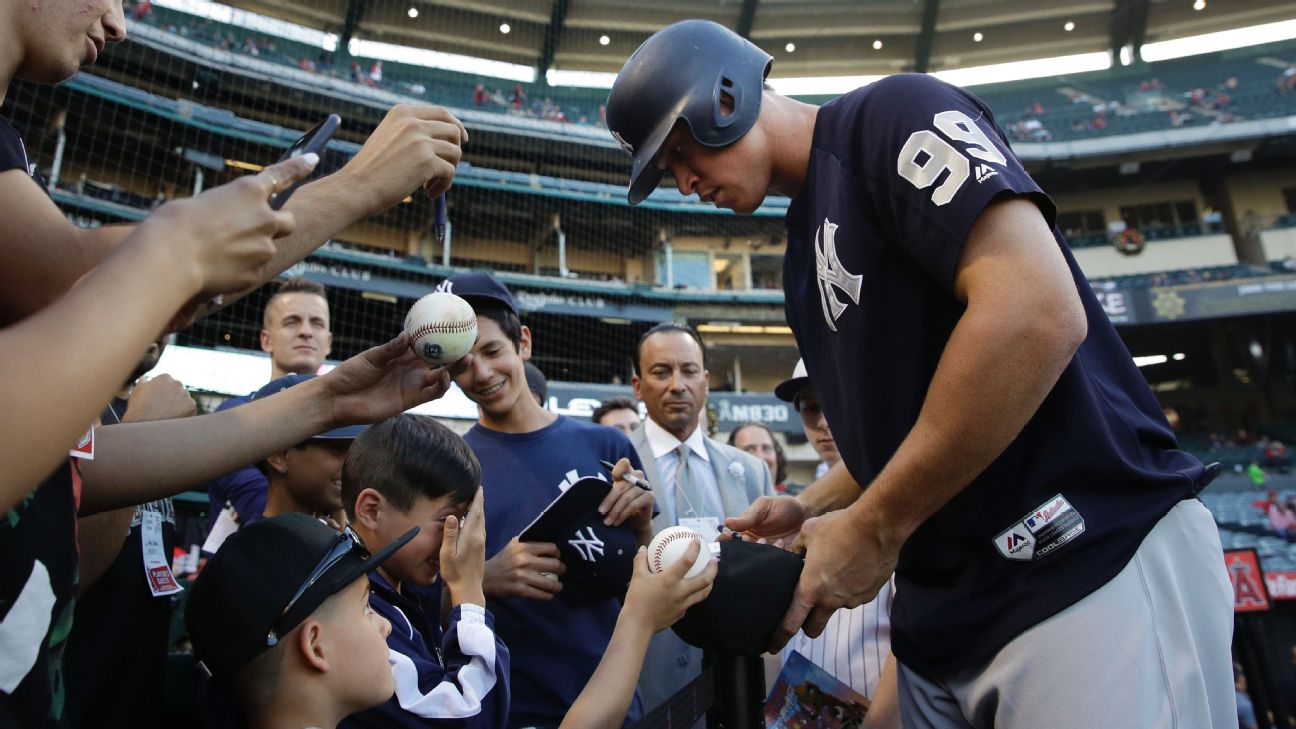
left=437, top=271, right=518, bottom=315
left=773, top=359, right=811, bottom=405
left=524, top=362, right=548, bottom=405
left=672, top=539, right=803, bottom=656
left=185, top=513, right=418, bottom=680
left=519, top=476, right=637, bottom=605
left=250, top=374, right=367, bottom=439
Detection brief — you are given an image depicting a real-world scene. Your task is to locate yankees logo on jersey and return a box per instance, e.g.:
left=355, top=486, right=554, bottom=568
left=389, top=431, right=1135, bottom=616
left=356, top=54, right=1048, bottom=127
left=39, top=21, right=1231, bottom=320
left=815, top=218, right=862, bottom=332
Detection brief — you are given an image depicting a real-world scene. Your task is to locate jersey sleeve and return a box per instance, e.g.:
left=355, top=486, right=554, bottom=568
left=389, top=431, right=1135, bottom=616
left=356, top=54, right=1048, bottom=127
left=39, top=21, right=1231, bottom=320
left=857, top=74, right=1056, bottom=291
left=0, top=118, right=30, bottom=175
left=388, top=604, right=511, bottom=727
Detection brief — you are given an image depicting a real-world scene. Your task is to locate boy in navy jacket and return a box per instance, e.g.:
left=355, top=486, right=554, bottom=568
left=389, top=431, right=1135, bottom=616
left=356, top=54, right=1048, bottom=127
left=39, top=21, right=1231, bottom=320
left=340, top=414, right=510, bottom=729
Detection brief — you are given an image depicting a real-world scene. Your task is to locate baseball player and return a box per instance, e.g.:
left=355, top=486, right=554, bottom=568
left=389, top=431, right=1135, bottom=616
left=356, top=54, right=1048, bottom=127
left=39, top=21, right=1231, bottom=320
left=607, top=20, right=1233, bottom=729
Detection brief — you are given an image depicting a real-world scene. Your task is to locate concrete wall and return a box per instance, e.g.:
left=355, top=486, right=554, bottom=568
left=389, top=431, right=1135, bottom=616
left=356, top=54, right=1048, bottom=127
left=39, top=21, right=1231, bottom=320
left=1260, top=228, right=1296, bottom=262
left=1070, top=234, right=1237, bottom=277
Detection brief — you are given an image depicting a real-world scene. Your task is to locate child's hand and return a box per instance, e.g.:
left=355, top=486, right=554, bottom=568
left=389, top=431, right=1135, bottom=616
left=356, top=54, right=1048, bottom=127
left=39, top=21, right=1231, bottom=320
left=622, top=540, right=717, bottom=634
left=439, top=487, right=486, bottom=608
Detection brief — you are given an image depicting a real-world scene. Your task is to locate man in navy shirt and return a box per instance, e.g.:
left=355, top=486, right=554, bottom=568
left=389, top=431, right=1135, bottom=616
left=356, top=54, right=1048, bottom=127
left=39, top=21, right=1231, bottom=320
left=443, top=271, right=655, bottom=728
left=607, top=20, right=1233, bottom=729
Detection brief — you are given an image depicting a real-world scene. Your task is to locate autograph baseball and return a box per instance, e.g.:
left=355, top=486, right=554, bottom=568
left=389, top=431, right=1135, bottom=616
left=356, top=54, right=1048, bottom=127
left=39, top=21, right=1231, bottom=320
left=404, top=292, right=477, bottom=365
left=648, top=526, right=710, bottom=578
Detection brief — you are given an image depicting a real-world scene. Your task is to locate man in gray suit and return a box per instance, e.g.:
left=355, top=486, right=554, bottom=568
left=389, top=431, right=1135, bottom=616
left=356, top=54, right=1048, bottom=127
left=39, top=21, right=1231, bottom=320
left=628, top=322, right=775, bottom=715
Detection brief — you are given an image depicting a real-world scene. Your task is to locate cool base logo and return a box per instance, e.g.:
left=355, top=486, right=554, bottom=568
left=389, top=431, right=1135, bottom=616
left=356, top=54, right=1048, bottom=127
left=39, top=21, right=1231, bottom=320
left=994, top=494, right=1085, bottom=562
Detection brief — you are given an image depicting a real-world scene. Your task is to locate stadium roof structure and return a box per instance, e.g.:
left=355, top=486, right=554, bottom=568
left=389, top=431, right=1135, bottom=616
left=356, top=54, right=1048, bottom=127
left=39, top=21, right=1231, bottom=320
left=219, top=0, right=1296, bottom=83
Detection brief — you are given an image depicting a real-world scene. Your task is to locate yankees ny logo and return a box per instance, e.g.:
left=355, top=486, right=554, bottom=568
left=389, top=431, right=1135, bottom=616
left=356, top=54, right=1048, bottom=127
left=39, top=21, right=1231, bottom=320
left=815, top=218, right=862, bottom=331
left=568, top=527, right=605, bottom=562
left=434, top=280, right=453, bottom=293
left=610, top=130, right=635, bottom=156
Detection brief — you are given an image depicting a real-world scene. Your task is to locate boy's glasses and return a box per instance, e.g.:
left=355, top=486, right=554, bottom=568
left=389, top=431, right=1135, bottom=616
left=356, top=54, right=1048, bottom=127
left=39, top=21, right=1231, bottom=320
left=267, top=525, right=369, bottom=646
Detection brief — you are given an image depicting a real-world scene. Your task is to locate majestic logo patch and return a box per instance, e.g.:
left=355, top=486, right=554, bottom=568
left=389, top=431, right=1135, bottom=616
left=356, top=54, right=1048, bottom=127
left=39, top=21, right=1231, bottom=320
left=814, top=218, right=862, bottom=332
left=569, top=527, right=605, bottom=562
left=994, top=494, right=1085, bottom=562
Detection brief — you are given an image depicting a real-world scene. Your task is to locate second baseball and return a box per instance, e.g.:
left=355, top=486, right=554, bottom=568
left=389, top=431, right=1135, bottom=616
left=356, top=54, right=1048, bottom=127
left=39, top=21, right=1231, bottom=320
left=649, top=526, right=710, bottom=578
left=405, top=291, right=478, bottom=366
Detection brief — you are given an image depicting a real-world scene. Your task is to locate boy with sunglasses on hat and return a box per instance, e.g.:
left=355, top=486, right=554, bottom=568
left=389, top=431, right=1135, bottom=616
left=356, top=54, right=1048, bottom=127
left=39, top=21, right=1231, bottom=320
left=186, top=513, right=419, bottom=729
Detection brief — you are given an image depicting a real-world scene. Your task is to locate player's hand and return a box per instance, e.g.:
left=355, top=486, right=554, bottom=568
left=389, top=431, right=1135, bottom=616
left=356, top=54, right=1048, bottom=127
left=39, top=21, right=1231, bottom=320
left=335, top=104, right=467, bottom=217
left=145, top=154, right=317, bottom=298
left=319, top=333, right=459, bottom=425
left=769, top=505, right=897, bottom=652
left=722, top=495, right=807, bottom=545
left=440, top=488, right=486, bottom=608
left=482, top=537, right=566, bottom=601
left=599, top=457, right=655, bottom=547
left=121, top=375, right=197, bottom=423
left=622, top=541, right=717, bottom=634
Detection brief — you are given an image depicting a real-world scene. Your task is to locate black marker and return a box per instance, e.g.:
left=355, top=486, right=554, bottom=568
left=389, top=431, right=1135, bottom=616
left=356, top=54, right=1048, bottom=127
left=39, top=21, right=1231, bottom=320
left=599, top=460, right=652, bottom=491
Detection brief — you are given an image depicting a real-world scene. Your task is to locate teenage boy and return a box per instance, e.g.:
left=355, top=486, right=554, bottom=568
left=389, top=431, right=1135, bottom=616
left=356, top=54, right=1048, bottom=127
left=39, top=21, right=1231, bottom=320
left=340, top=414, right=509, bottom=728
left=442, top=271, right=655, bottom=728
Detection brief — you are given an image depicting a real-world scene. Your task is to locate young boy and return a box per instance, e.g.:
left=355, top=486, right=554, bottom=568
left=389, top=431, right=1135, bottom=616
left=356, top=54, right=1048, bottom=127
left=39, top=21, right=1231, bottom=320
left=185, top=511, right=716, bottom=729
left=442, top=271, right=656, bottom=728
left=339, top=414, right=509, bottom=729
left=185, top=512, right=418, bottom=729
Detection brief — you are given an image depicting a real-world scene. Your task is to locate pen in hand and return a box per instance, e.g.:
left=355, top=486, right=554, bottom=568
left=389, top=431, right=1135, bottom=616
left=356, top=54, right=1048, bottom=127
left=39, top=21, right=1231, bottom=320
left=599, top=459, right=652, bottom=491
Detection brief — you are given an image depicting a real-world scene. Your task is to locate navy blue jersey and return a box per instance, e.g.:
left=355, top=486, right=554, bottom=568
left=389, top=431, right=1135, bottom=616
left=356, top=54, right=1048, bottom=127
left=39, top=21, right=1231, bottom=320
left=464, top=416, right=643, bottom=729
left=781, top=74, right=1203, bottom=675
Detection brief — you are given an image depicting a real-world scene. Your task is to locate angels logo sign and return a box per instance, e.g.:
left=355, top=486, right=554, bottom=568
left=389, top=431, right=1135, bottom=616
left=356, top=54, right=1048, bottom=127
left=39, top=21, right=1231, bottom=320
left=1224, top=548, right=1271, bottom=612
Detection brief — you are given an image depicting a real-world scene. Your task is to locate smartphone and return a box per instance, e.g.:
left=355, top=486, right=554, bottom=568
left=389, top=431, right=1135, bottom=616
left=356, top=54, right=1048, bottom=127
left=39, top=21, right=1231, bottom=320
left=268, top=113, right=340, bottom=210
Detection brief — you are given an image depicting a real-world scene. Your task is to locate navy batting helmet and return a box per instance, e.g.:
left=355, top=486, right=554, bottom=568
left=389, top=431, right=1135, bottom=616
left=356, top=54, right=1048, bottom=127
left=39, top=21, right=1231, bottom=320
left=606, top=20, right=773, bottom=205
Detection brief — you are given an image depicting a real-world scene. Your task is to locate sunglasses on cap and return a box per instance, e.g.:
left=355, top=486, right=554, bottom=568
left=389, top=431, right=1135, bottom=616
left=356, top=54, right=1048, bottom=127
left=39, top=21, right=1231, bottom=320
left=266, top=525, right=368, bottom=647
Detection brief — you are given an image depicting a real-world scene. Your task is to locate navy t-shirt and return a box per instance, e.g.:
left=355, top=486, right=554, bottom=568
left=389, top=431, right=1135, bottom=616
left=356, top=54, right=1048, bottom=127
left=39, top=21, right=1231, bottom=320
left=204, top=394, right=268, bottom=528
left=463, top=416, right=644, bottom=729
left=782, top=74, right=1203, bottom=675
left=0, top=117, right=32, bottom=176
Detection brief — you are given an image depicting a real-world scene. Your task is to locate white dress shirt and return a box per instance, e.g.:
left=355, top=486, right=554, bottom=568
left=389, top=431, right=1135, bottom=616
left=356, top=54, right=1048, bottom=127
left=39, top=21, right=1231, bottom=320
left=643, top=418, right=725, bottom=524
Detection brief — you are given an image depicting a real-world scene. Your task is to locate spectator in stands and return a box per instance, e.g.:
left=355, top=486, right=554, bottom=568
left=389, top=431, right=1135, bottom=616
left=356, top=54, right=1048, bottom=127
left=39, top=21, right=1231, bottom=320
left=592, top=396, right=642, bottom=436
left=627, top=322, right=774, bottom=713
left=729, top=421, right=795, bottom=493
left=338, top=415, right=508, bottom=729
left=525, top=361, right=548, bottom=408
left=65, top=339, right=196, bottom=729
left=369, top=60, right=383, bottom=86
left=474, top=83, right=486, bottom=106
left=1278, top=66, right=1296, bottom=94
left=769, top=359, right=898, bottom=720
left=1237, top=666, right=1259, bottom=729
left=1260, top=491, right=1296, bottom=539
left=207, top=276, right=333, bottom=529
left=445, top=271, right=655, bottom=728
left=1264, top=439, right=1291, bottom=474
left=132, top=0, right=152, bottom=20
left=511, top=84, right=526, bottom=111
left=1249, top=460, right=1267, bottom=489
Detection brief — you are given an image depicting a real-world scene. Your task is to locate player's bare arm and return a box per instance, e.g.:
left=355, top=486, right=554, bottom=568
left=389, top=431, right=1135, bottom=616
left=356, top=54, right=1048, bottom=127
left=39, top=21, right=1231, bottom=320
left=774, top=196, right=1086, bottom=648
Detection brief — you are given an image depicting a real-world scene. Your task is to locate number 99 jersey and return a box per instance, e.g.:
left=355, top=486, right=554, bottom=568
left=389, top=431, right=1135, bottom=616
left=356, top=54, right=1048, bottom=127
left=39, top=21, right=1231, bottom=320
left=781, top=73, right=1204, bottom=677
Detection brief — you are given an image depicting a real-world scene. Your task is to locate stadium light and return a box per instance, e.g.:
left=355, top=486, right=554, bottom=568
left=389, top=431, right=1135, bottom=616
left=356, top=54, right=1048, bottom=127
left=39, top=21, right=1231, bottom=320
left=973, top=32, right=984, bottom=42
left=873, top=39, right=883, bottom=50
left=1193, top=0, right=1206, bottom=10
left=1141, top=18, right=1296, bottom=61
left=408, top=7, right=418, bottom=18
left=785, top=43, right=796, bottom=53
left=1064, top=21, right=1076, bottom=32
left=1134, top=355, right=1169, bottom=368
left=500, top=23, right=511, bottom=34
left=599, top=35, right=610, bottom=46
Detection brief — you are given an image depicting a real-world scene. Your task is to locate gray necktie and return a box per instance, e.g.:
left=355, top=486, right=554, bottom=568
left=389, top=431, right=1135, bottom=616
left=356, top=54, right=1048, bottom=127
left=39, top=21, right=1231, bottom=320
left=675, top=443, right=701, bottom=521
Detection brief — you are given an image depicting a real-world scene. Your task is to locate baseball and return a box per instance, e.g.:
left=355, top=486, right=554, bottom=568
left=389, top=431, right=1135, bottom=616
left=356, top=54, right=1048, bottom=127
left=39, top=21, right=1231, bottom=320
left=648, top=526, right=710, bottom=578
left=404, top=292, right=478, bottom=366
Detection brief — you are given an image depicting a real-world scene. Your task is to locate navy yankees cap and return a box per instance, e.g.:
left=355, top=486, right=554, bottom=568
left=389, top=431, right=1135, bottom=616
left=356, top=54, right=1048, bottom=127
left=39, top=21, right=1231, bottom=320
left=185, top=513, right=417, bottom=680
left=437, top=271, right=519, bottom=316
left=520, top=476, right=637, bottom=605
left=250, top=374, right=366, bottom=439
left=672, top=540, right=803, bottom=656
